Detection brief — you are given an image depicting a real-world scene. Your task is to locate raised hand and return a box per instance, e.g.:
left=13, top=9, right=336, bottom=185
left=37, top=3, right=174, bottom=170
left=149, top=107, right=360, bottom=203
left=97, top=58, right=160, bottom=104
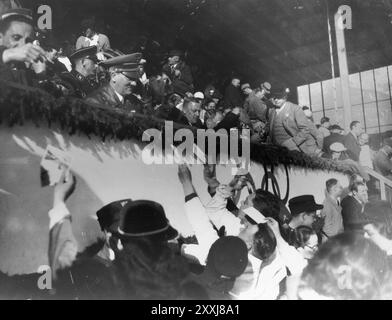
left=216, top=184, right=234, bottom=199
left=53, top=170, right=77, bottom=207
left=178, top=164, right=192, bottom=185
left=2, top=43, right=47, bottom=65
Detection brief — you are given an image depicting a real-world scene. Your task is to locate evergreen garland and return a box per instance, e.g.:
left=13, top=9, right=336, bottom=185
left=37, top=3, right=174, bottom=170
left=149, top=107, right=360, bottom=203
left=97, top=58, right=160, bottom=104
left=0, top=79, right=359, bottom=175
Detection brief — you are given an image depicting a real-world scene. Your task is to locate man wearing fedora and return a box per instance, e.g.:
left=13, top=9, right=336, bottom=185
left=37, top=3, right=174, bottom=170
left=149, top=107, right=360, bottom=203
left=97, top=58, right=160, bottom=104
left=242, top=83, right=268, bottom=123
left=269, top=87, right=323, bottom=156
left=54, top=46, right=99, bottom=98
left=85, top=53, right=144, bottom=112
left=162, top=49, right=194, bottom=97
left=281, top=195, right=323, bottom=242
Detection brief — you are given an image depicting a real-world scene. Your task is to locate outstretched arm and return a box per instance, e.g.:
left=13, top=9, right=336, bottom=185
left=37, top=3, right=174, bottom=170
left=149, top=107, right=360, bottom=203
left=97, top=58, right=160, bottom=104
left=48, top=171, right=78, bottom=280
left=178, top=165, right=219, bottom=264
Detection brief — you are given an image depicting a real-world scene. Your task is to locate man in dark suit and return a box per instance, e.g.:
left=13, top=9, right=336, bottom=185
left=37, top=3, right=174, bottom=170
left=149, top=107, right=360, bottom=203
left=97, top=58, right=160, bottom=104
left=344, top=121, right=362, bottom=162
left=269, top=87, right=323, bottom=156
left=224, top=77, right=243, bottom=109
left=85, top=53, right=143, bottom=112
left=341, top=181, right=369, bottom=231
left=162, top=50, right=194, bottom=97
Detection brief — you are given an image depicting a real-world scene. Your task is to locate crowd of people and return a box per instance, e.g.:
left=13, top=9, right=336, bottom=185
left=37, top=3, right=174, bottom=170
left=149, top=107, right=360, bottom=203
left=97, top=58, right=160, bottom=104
left=1, top=7, right=392, bottom=300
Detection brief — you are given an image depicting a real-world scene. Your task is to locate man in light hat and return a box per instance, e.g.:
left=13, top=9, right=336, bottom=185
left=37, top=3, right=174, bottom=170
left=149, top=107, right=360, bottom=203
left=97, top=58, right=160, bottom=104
left=324, top=142, right=349, bottom=161
left=323, top=124, right=345, bottom=153
left=85, top=53, right=144, bottom=112
left=54, top=46, right=99, bottom=98
left=269, top=86, right=323, bottom=155
left=162, top=49, right=194, bottom=96
left=260, top=81, right=271, bottom=96
left=0, top=8, right=47, bottom=85
left=243, top=84, right=268, bottom=123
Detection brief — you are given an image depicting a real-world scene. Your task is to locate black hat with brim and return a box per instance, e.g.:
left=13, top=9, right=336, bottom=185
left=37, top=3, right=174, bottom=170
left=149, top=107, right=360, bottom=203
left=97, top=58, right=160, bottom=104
left=329, top=124, right=344, bottom=131
left=0, top=8, right=33, bottom=22
left=96, top=198, right=132, bottom=233
left=289, top=195, right=323, bottom=216
left=117, top=200, right=178, bottom=241
left=99, top=53, right=142, bottom=80
left=69, top=45, right=98, bottom=63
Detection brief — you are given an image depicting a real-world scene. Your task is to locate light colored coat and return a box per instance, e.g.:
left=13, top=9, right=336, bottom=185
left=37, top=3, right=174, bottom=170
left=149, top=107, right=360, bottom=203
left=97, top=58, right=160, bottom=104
left=270, top=102, right=323, bottom=155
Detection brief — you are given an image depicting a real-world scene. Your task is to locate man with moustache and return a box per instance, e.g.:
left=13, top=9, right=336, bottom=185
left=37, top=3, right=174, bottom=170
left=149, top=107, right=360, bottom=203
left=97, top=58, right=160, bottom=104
left=85, top=53, right=143, bottom=112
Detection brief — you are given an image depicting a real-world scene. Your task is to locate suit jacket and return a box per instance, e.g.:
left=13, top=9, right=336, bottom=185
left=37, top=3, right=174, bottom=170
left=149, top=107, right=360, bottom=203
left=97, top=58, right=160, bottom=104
left=244, top=92, right=267, bottom=122
left=270, top=102, right=323, bottom=155
left=341, top=196, right=367, bottom=231
left=56, top=70, right=98, bottom=99
left=85, top=84, right=134, bottom=112
left=162, top=61, right=194, bottom=96
left=321, top=193, right=344, bottom=237
left=224, top=84, right=243, bottom=109
left=344, top=132, right=361, bottom=162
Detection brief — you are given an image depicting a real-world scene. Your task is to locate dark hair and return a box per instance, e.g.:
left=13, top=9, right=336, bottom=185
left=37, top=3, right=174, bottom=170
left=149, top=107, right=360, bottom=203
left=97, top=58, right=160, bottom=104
left=350, top=121, right=360, bottom=130
left=299, top=232, right=388, bottom=300
left=350, top=181, right=366, bottom=193
left=0, top=16, right=32, bottom=34
left=302, top=106, right=310, bottom=111
left=320, top=117, right=330, bottom=124
left=326, top=178, right=338, bottom=193
left=114, top=236, right=192, bottom=300
left=349, top=173, right=364, bottom=185
left=288, top=226, right=317, bottom=249
left=252, top=189, right=281, bottom=221
left=253, top=224, right=277, bottom=261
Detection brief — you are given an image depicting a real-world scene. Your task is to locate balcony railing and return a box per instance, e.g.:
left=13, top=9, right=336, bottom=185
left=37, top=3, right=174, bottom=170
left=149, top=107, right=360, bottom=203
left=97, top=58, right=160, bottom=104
left=365, top=167, right=392, bottom=202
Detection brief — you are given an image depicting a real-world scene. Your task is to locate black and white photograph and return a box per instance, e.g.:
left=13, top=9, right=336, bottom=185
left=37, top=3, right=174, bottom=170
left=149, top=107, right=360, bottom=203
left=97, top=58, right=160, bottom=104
left=0, top=0, right=392, bottom=305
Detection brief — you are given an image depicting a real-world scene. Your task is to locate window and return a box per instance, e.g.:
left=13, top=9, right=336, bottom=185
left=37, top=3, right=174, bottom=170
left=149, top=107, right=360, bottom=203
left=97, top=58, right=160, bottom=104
left=349, top=73, right=362, bottom=106
left=298, top=65, right=392, bottom=135
left=374, top=67, right=390, bottom=102
left=297, top=85, right=310, bottom=107
left=322, top=78, right=343, bottom=109
left=360, top=70, right=376, bottom=104
left=309, top=82, right=323, bottom=112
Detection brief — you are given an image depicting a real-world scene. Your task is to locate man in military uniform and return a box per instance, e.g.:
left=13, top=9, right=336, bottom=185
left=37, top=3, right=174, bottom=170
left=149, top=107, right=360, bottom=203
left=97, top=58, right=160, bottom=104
left=56, top=45, right=99, bottom=98
left=85, top=53, right=144, bottom=112
left=0, top=8, right=47, bottom=85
